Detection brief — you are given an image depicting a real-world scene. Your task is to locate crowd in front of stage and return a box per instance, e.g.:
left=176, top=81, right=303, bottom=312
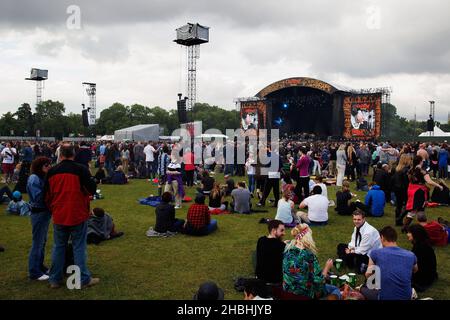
left=1, top=137, right=449, bottom=300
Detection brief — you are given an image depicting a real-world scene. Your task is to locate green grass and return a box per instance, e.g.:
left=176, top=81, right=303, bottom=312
left=0, top=174, right=449, bottom=300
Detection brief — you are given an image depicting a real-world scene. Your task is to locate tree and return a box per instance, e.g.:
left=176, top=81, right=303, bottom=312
left=14, top=103, right=34, bottom=135
left=0, top=112, right=17, bottom=136
left=34, top=100, right=67, bottom=139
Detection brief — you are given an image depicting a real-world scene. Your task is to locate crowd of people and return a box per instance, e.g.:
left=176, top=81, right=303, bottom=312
left=0, top=137, right=449, bottom=300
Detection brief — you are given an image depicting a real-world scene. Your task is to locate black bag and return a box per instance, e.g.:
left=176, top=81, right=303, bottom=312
left=431, top=184, right=450, bottom=205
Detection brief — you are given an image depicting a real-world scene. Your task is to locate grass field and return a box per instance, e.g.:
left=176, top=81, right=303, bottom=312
left=0, top=174, right=449, bottom=300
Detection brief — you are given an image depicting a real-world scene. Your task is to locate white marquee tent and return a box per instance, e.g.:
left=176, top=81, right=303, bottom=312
left=114, top=124, right=160, bottom=142
left=418, top=126, right=450, bottom=137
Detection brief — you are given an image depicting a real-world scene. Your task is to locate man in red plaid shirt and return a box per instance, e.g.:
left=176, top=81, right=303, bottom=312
left=184, top=194, right=218, bottom=236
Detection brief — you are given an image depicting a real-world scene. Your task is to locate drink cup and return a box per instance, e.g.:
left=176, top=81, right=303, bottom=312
left=339, top=275, right=347, bottom=287
left=347, top=273, right=357, bottom=287
left=334, top=259, right=343, bottom=271
left=329, top=275, right=338, bottom=286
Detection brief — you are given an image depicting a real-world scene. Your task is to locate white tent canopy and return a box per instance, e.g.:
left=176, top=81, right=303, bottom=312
left=418, top=126, right=450, bottom=137
left=195, top=133, right=229, bottom=139
left=97, top=135, right=115, bottom=141
left=114, top=124, right=160, bottom=142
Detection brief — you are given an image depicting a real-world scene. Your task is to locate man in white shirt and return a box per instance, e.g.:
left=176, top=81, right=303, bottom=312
left=1, top=142, right=17, bottom=184
left=143, top=142, right=156, bottom=179
left=337, top=210, right=382, bottom=273
left=297, top=185, right=329, bottom=226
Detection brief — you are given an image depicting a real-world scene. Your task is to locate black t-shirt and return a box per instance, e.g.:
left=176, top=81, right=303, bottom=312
left=154, top=203, right=176, bottom=233
left=412, top=243, right=437, bottom=288
left=336, top=190, right=352, bottom=214
left=209, top=191, right=223, bottom=208
left=225, top=179, right=235, bottom=195
left=202, top=176, right=215, bottom=191
left=255, top=236, right=286, bottom=284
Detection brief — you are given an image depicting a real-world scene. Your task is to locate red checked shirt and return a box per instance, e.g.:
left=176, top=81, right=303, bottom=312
left=187, top=204, right=211, bottom=229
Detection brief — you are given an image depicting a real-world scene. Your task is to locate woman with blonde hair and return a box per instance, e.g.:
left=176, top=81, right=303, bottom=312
left=282, top=224, right=340, bottom=299
left=392, top=154, right=412, bottom=225
left=336, top=144, right=347, bottom=187
left=346, top=145, right=357, bottom=182
left=208, top=182, right=227, bottom=211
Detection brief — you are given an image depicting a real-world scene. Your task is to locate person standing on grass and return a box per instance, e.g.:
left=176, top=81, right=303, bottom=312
left=27, top=157, right=52, bottom=281
left=144, top=141, right=156, bottom=179
left=1, top=142, right=17, bottom=184
left=45, top=143, right=98, bottom=289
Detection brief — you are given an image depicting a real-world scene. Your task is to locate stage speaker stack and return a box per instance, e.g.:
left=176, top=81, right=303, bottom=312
left=177, top=97, right=187, bottom=124
left=82, top=109, right=89, bottom=127
left=427, top=118, right=434, bottom=132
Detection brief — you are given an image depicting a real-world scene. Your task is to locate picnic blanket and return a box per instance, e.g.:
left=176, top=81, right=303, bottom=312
left=139, top=196, right=193, bottom=207
left=146, top=227, right=177, bottom=238
left=209, top=208, right=231, bottom=215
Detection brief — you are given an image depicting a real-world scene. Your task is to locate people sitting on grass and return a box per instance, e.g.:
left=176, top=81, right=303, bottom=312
left=297, top=185, right=329, bottom=226
left=312, top=176, right=328, bottom=200
left=407, top=224, right=438, bottom=292
left=183, top=194, right=218, bottom=236
left=231, top=181, right=252, bottom=214
left=197, top=170, right=215, bottom=195
left=208, top=183, right=228, bottom=211
left=6, top=191, right=31, bottom=216
left=223, top=174, right=236, bottom=196
left=356, top=176, right=369, bottom=192
left=275, top=190, right=297, bottom=224
left=363, top=182, right=386, bottom=217
left=243, top=279, right=273, bottom=300
left=360, top=226, right=418, bottom=300
left=87, top=208, right=124, bottom=244
left=0, top=185, right=14, bottom=204
left=417, top=212, right=449, bottom=246
left=337, top=210, right=382, bottom=274
left=94, top=163, right=107, bottom=184
left=282, top=224, right=340, bottom=299
left=153, top=192, right=185, bottom=234
left=335, top=181, right=359, bottom=215
left=255, top=220, right=286, bottom=285
left=110, top=165, right=128, bottom=185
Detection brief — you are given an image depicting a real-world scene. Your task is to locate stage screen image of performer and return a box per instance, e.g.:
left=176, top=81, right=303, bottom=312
left=241, top=109, right=259, bottom=132
left=351, top=103, right=376, bottom=137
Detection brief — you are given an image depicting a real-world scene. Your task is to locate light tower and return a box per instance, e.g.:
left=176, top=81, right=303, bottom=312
left=25, top=68, right=48, bottom=108
left=174, top=23, right=209, bottom=114
left=429, top=100, right=435, bottom=122
left=83, top=82, right=97, bottom=125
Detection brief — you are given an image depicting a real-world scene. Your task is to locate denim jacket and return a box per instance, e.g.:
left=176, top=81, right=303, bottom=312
left=26, top=174, right=47, bottom=211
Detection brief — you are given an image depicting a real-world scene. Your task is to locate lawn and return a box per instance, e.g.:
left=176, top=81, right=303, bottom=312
left=0, top=174, right=449, bottom=300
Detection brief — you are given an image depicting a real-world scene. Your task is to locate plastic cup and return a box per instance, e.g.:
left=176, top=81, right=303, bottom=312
left=348, top=273, right=357, bottom=287
left=334, top=259, right=343, bottom=271
left=329, top=275, right=338, bottom=286
left=339, top=275, right=347, bottom=287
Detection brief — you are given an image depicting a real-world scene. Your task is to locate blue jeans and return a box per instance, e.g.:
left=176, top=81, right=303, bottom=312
left=185, top=219, right=218, bottom=236
left=248, top=174, right=256, bottom=193
left=28, top=211, right=51, bottom=279
left=224, top=164, right=234, bottom=176
left=324, top=284, right=342, bottom=299
left=49, top=222, right=92, bottom=286
left=105, top=161, right=114, bottom=176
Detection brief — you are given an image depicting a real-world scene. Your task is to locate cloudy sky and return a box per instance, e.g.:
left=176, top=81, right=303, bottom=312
left=1, top=0, right=450, bottom=122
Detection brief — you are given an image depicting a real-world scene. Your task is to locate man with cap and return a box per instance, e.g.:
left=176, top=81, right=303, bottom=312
left=193, top=281, right=224, bottom=300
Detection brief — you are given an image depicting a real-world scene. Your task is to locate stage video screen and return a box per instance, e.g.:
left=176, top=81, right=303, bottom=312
left=241, top=108, right=259, bottom=132
left=351, top=103, right=376, bottom=136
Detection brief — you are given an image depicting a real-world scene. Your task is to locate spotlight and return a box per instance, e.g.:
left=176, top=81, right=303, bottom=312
left=282, top=103, right=288, bottom=109
left=274, top=117, right=283, bottom=126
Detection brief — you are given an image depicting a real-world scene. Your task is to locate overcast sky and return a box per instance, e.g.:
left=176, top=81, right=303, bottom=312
left=1, top=0, right=450, bottom=122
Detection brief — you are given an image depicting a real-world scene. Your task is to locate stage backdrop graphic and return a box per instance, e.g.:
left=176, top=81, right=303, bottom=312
left=343, top=94, right=381, bottom=139
left=240, top=100, right=268, bottom=136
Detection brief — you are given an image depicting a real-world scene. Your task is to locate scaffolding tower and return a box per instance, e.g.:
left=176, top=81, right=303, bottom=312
left=83, top=82, right=97, bottom=125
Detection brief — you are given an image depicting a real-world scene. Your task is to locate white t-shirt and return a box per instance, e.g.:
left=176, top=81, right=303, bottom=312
left=144, top=144, right=156, bottom=162
left=1, top=147, right=17, bottom=164
left=275, top=199, right=294, bottom=224
left=302, top=194, right=329, bottom=222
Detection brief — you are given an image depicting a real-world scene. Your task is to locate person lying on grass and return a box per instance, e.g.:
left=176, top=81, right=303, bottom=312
left=87, top=207, right=124, bottom=244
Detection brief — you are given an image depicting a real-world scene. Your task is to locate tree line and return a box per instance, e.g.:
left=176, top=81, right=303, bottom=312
left=0, top=100, right=447, bottom=141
